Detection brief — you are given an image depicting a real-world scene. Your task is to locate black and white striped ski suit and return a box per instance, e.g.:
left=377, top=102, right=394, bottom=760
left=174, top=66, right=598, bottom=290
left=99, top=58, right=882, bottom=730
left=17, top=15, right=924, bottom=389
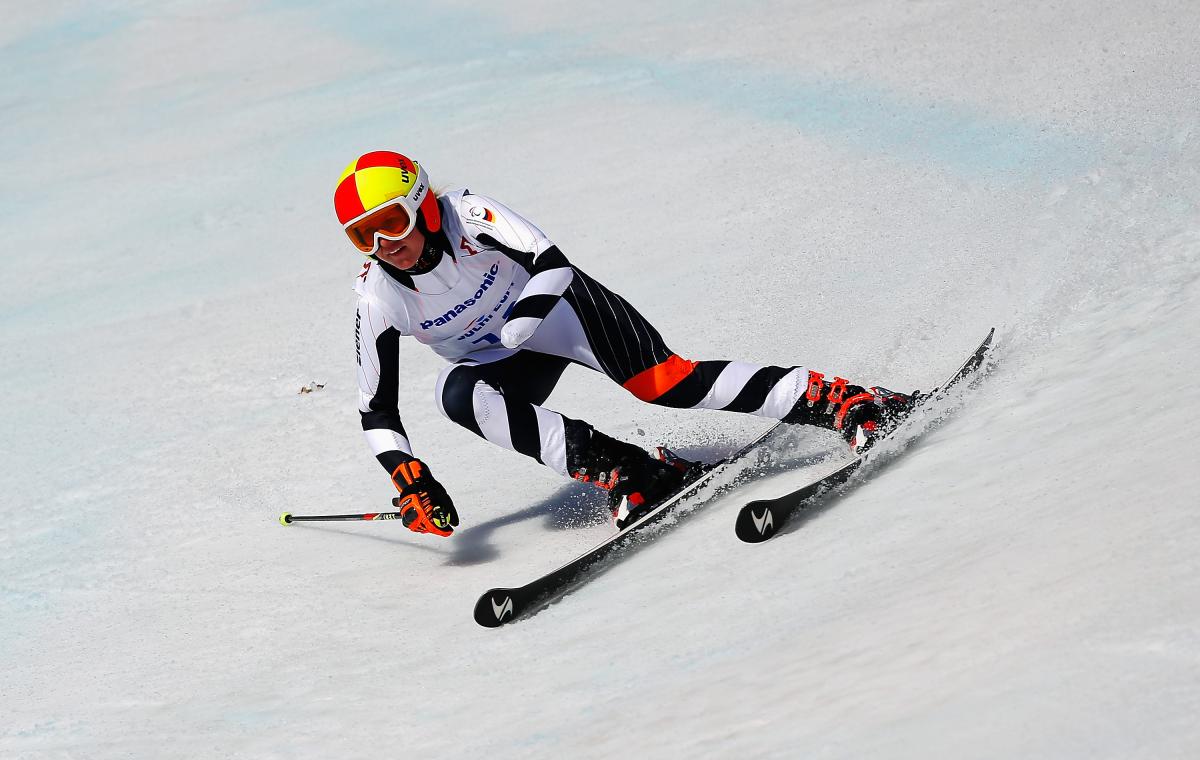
left=356, top=189, right=811, bottom=479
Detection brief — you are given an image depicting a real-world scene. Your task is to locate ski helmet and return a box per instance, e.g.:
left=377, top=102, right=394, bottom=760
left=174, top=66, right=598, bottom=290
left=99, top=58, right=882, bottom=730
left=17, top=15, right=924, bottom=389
left=334, top=151, right=442, bottom=253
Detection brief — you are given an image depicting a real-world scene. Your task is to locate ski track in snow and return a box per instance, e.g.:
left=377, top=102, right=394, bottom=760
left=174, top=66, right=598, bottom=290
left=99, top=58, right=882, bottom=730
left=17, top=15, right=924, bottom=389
left=3, top=1, right=1200, bottom=758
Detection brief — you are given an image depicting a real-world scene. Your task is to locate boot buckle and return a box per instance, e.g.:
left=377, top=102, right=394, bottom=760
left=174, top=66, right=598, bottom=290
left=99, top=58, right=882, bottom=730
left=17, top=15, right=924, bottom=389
left=805, top=370, right=825, bottom=407
left=827, top=376, right=849, bottom=404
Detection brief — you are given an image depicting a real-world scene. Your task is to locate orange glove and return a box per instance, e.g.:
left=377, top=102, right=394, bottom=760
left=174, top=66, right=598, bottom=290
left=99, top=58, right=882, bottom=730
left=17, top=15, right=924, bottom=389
left=391, top=459, right=458, bottom=537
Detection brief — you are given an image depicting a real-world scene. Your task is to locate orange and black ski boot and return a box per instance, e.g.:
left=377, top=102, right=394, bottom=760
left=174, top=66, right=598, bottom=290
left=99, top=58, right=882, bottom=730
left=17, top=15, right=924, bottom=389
left=565, top=425, right=695, bottom=529
left=783, top=371, right=920, bottom=454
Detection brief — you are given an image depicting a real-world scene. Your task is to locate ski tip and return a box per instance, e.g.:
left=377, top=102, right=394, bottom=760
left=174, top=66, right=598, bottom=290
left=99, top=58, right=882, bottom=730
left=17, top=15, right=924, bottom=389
left=735, top=501, right=778, bottom=543
left=279, top=512, right=293, bottom=526
left=474, top=589, right=520, bottom=628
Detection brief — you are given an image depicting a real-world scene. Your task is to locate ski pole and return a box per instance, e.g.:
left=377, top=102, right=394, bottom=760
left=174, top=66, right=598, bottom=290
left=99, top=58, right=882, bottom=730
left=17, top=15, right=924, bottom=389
left=279, top=510, right=405, bottom=526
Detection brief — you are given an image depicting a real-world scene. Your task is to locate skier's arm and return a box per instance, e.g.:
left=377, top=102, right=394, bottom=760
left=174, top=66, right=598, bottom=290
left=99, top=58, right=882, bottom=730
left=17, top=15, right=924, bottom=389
left=465, top=194, right=574, bottom=349
left=356, top=299, right=415, bottom=474
left=356, top=299, right=457, bottom=535
left=482, top=236, right=571, bottom=349
left=497, top=243, right=572, bottom=349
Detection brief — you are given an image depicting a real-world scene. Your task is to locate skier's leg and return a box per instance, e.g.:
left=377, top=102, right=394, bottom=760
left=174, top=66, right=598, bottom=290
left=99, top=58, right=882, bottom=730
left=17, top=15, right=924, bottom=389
left=435, top=350, right=575, bottom=475
left=434, top=348, right=688, bottom=526
left=525, top=267, right=808, bottom=415
left=527, top=267, right=916, bottom=452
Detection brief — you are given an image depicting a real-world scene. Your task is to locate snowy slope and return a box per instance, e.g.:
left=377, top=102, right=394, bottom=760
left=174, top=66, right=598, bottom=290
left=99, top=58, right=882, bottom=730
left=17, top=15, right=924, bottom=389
left=3, top=1, right=1200, bottom=758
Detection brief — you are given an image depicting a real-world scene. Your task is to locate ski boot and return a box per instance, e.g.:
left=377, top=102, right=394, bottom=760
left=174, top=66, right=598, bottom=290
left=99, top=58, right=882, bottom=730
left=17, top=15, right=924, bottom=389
left=566, top=425, right=698, bottom=529
left=783, top=371, right=921, bottom=454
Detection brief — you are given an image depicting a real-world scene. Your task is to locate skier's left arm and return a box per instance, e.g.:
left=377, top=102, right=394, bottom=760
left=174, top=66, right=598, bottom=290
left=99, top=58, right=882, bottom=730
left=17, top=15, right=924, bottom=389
left=465, top=195, right=574, bottom=349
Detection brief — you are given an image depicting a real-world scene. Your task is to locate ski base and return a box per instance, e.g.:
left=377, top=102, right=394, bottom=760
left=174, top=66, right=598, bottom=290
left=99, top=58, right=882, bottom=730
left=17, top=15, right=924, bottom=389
left=734, top=328, right=995, bottom=543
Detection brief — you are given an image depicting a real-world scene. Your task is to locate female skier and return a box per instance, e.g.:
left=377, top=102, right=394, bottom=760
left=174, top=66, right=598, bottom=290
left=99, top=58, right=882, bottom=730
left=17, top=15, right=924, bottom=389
left=337, top=150, right=916, bottom=538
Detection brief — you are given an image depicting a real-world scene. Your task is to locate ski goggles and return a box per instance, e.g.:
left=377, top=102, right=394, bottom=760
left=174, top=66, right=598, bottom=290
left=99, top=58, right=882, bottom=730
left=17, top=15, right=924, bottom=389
left=342, top=197, right=418, bottom=255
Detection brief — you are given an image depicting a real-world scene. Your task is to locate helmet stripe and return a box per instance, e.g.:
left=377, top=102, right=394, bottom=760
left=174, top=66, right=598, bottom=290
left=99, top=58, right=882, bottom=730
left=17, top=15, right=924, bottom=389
left=356, top=150, right=416, bottom=173
left=354, top=166, right=416, bottom=211
left=334, top=173, right=366, bottom=224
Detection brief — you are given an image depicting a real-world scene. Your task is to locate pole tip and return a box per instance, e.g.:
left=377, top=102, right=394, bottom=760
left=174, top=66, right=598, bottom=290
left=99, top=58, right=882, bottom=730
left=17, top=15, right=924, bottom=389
left=279, top=512, right=293, bottom=526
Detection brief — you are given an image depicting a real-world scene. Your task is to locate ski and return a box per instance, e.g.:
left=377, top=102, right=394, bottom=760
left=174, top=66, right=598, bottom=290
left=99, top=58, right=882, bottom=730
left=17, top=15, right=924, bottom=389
left=474, top=328, right=996, bottom=626
left=734, top=328, right=996, bottom=543
left=473, top=420, right=790, bottom=628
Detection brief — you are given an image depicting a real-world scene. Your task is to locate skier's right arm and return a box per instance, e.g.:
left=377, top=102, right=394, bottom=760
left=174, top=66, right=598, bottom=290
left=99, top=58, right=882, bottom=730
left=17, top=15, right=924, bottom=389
left=356, top=299, right=457, bottom=536
left=356, top=298, right=415, bottom=473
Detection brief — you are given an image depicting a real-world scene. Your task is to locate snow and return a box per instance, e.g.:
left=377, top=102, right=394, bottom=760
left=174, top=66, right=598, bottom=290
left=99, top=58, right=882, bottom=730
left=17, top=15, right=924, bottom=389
left=4, top=1, right=1200, bottom=757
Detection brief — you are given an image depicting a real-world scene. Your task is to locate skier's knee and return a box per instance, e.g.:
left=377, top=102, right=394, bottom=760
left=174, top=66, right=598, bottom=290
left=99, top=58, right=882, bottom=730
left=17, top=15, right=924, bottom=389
left=622, top=354, right=700, bottom=404
left=436, top=365, right=481, bottom=424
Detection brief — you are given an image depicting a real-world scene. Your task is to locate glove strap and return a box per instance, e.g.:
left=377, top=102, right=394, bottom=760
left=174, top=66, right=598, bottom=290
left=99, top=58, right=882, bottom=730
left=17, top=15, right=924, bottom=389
left=391, top=460, right=424, bottom=488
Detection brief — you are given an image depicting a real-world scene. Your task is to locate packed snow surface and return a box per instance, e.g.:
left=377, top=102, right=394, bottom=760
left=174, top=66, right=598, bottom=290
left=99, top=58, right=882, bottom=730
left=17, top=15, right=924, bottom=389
left=3, top=1, right=1200, bottom=758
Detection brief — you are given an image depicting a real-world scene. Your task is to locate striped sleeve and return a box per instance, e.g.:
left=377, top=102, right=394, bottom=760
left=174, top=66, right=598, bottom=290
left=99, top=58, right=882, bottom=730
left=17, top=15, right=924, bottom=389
left=498, top=246, right=573, bottom=348
left=458, top=195, right=575, bottom=349
left=356, top=298, right=415, bottom=474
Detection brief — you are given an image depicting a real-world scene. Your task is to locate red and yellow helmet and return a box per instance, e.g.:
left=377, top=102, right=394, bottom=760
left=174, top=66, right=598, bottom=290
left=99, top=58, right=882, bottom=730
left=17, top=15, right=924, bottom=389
left=333, top=151, right=442, bottom=253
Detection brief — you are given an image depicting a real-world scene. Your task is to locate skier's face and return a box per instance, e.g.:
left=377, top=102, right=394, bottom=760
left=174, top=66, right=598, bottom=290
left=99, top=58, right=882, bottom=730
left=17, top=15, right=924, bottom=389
left=374, top=226, right=426, bottom=270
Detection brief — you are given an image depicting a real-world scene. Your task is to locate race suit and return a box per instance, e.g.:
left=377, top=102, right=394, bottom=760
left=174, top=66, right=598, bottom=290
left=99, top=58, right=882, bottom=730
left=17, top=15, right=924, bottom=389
left=354, top=189, right=811, bottom=477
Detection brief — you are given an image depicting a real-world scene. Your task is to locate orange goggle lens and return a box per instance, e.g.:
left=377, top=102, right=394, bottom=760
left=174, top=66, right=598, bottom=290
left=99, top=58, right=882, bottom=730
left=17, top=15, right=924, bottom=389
left=344, top=203, right=415, bottom=253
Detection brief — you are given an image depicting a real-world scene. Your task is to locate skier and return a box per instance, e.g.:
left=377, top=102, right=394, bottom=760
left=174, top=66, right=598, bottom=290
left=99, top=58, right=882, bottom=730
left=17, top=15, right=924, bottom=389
left=338, top=150, right=917, bottom=538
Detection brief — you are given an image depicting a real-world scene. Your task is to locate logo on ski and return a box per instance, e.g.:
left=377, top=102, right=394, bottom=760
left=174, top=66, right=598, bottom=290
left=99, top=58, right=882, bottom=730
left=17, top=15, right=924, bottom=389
left=751, top=506, right=774, bottom=535
left=490, top=595, right=514, bottom=622
left=734, top=328, right=995, bottom=545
